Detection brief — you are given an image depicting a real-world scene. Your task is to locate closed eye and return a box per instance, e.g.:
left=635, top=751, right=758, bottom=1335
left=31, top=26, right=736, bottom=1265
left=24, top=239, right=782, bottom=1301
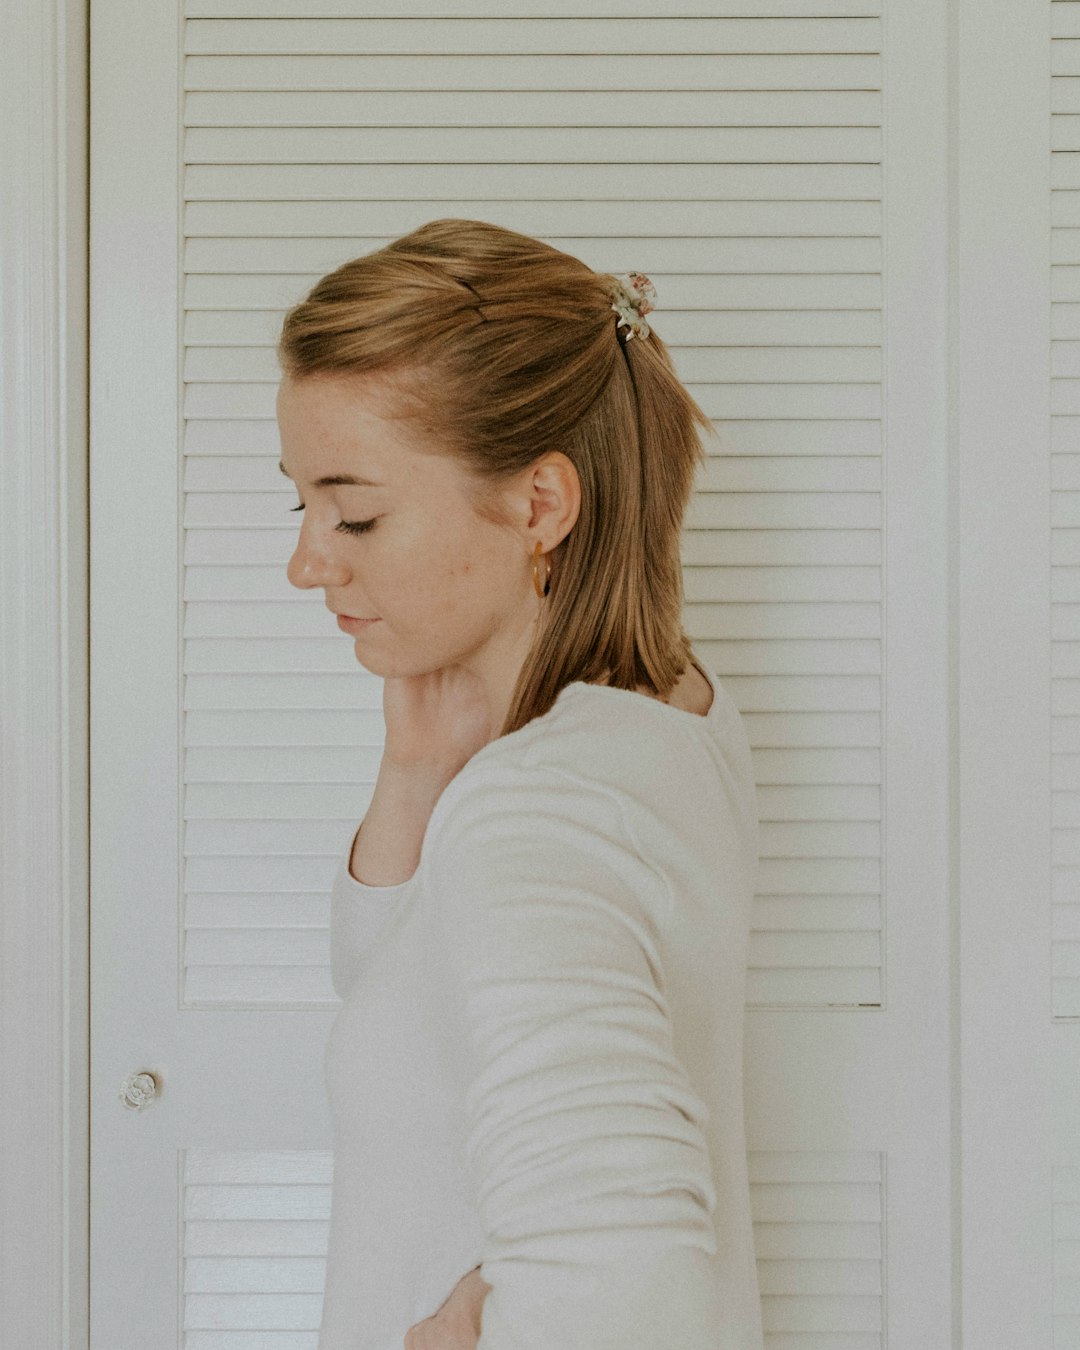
left=290, top=503, right=377, bottom=536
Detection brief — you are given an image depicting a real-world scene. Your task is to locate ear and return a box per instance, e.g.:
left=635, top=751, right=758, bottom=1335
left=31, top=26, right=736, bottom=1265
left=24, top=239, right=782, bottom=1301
left=506, top=450, right=580, bottom=552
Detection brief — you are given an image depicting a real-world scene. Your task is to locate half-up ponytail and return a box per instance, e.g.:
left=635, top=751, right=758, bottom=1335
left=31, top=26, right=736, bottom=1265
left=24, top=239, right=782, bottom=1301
left=607, top=317, right=712, bottom=695
left=276, top=219, right=714, bottom=738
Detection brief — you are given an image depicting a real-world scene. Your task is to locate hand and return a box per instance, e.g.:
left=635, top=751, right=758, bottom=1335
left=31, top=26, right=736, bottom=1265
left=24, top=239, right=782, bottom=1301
left=403, top=1265, right=492, bottom=1350
left=381, top=663, right=496, bottom=777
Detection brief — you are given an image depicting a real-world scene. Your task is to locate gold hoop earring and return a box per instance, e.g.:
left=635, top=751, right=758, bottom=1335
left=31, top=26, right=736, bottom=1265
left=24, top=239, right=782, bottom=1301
left=532, top=540, right=551, bottom=599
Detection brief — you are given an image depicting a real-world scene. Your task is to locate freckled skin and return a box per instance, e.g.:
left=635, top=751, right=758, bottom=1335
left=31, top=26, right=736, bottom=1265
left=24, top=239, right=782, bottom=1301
left=276, top=372, right=580, bottom=731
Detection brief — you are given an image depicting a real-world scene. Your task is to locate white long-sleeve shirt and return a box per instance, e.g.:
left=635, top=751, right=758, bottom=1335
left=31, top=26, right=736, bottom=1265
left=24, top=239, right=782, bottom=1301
left=318, top=651, right=765, bottom=1350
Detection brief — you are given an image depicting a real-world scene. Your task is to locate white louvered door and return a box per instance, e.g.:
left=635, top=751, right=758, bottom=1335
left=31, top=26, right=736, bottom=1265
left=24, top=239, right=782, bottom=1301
left=90, top=2, right=951, bottom=1347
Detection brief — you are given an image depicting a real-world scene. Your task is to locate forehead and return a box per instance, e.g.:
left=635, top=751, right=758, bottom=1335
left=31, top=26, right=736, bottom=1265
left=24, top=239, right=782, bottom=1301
left=277, top=374, right=403, bottom=456
left=277, top=372, right=391, bottom=429
left=275, top=373, right=457, bottom=489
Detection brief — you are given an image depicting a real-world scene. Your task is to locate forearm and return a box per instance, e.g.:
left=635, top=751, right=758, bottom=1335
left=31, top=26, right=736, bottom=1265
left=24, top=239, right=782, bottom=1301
left=349, top=760, right=456, bottom=886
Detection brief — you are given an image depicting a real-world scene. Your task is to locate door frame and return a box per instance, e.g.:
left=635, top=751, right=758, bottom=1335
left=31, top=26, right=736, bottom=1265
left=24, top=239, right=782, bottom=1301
left=0, top=0, right=90, bottom=1346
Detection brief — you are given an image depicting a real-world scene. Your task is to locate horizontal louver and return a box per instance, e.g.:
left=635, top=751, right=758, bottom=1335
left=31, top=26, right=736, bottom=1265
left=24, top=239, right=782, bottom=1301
left=751, top=1150, right=885, bottom=1347
left=181, top=2, right=884, bottom=1008
left=1055, top=1164, right=1080, bottom=1343
left=182, top=1149, right=330, bottom=1347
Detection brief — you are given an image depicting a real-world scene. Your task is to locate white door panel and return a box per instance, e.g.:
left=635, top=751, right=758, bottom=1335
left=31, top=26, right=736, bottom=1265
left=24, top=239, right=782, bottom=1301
left=91, top=2, right=952, bottom=1346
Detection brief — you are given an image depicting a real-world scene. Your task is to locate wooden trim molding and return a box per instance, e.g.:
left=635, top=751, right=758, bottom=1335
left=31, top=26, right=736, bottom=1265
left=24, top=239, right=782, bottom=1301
left=0, top=1, right=89, bottom=1346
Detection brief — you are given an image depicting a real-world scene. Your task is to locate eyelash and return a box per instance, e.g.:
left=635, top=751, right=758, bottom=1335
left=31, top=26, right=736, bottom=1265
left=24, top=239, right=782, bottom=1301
left=289, top=503, right=376, bottom=536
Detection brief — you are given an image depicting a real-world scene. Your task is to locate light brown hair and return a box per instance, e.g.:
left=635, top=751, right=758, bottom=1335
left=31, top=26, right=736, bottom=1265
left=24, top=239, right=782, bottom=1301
left=276, top=218, right=713, bottom=739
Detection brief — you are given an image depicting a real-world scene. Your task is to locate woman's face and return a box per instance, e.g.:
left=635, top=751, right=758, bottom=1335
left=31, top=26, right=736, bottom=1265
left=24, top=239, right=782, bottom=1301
left=275, top=372, right=544, bottom=680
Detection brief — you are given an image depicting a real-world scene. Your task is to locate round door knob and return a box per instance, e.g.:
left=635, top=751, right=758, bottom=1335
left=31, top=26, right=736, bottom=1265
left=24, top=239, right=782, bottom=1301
left=119, top=1071, right=159, bottom=1111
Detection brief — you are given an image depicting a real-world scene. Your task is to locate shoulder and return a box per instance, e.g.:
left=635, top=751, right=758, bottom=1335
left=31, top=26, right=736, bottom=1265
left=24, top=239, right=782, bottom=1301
left=417, top=682, right=735, bottom=880
left=417, top=742, right=674, bottom=987
left=417, top=697, right=662, bottom=913
left=421, top=686, right=670, bottom=846
left=421, top=750, right=632, bottom=877
left=496, top=679, right=715, bottom=782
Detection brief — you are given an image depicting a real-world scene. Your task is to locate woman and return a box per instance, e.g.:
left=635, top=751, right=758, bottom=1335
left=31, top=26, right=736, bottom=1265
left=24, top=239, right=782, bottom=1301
left=275, top=219, right=764, bottom=1350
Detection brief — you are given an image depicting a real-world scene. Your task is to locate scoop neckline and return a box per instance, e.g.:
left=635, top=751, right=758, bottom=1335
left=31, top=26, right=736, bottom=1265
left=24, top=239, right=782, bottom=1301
left=562, top=653, right=721, bottom=725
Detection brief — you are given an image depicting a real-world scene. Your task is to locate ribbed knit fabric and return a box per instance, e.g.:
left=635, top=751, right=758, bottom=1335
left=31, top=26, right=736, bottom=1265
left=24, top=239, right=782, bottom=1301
left=318, top=650, right=765, bottom=1350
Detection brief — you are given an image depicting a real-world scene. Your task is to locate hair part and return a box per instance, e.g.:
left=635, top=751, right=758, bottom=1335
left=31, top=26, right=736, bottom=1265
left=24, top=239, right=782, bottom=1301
left=276, top=218, right=714, bottom=739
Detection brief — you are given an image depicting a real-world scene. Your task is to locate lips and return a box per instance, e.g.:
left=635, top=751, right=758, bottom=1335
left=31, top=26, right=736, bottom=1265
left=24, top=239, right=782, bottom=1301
left=336, top=613, right=379, bottom=633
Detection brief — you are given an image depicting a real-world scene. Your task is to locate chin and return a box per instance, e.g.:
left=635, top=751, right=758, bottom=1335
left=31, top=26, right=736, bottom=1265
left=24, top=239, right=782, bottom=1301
left=347, top=645, right=379, bottom=672
left=350, top=646, right=414, bottom=677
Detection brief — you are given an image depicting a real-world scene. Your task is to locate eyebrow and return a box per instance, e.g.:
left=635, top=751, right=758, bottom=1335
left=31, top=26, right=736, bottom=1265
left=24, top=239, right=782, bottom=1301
left=278, top=460, right=383, bottom=488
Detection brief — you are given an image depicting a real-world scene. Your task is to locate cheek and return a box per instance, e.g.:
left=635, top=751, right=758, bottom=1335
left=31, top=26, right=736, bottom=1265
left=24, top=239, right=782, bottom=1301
left=440, top=543, right=518, bottom=620
left=362, top=529, right=439, bottom=608
left=382, top=510, right=500, bottom=613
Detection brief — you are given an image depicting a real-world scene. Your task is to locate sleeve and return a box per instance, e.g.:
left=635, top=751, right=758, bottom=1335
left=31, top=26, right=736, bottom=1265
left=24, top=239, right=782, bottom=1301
left=329, top=820, right=419, bottom=1002
left=422, top=761, right=725, bottom=1350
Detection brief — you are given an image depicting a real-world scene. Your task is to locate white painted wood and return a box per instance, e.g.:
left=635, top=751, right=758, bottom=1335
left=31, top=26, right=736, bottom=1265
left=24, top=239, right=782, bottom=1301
left=958, top=0, right=1054, bottom=1346
left=187, top=0, right=878, bottom=14
left=1052, top=7, right=1080, bottom=1033
left=0, top=0, right=90, bottom=1347
left=182, top=15, right=883, bottom=56
left=866, top=3, right=953, bottom=1341
left=91, top=1, right=954, bottom=1345
left=178, top=11, right=892, bottom=1011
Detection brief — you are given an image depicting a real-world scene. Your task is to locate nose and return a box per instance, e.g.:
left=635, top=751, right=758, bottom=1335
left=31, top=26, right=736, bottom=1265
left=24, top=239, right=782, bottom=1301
left=286, top=519, right=351, bottom=591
